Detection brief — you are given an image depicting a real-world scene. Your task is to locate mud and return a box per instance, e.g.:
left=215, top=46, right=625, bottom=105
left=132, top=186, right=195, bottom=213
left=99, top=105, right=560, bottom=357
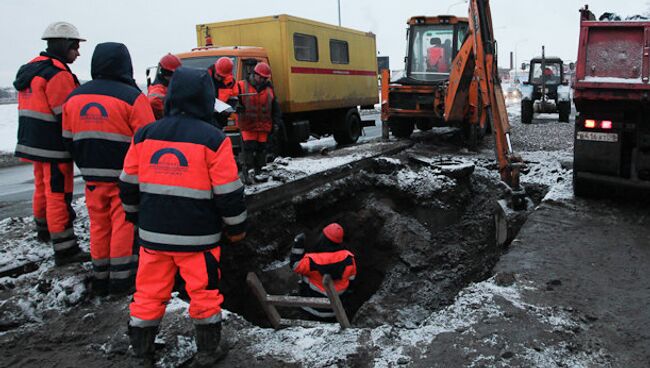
left=0, top=139, right=541, bottom=367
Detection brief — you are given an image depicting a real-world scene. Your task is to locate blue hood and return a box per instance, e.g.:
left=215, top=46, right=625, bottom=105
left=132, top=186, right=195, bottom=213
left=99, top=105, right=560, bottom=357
left=91, top=42, right=138, bottom=89
left=164, top=67, right=215, bottom=123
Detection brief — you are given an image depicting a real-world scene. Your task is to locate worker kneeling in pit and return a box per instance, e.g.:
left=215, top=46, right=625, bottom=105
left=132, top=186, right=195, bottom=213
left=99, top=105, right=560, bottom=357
left=119, top=67, right=247, bottom=367
left=290, top=223, right=357, bottom=320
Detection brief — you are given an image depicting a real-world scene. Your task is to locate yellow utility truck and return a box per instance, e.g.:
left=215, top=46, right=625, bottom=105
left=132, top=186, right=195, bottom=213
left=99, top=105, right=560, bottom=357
left=178, top=15, right=378, bottom=153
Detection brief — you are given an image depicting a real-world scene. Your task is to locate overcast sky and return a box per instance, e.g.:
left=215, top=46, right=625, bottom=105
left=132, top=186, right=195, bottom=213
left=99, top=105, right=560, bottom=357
left=0, top=0, right=646, bottom=87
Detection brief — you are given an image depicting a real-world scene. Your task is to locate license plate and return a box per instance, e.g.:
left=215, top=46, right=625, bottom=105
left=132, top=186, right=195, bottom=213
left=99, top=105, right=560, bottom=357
left=576, top=131, right=618, bottom=142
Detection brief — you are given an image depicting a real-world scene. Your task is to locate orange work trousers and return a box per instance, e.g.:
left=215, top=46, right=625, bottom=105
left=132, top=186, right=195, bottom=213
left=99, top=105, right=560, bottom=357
left=129, top=247, right=223, bottom=327
left=240, top=130, right=268, bottom=143
left=85, top=182, right=136, bottom=293
left=32, top=161, right=78, bottom=256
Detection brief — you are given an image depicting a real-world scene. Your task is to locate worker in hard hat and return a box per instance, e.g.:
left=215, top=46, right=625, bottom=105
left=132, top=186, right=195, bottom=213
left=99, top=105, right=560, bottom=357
left=290, top=223, right=357, bottom=319
left=147, top=53, right=182, bottom=119
left=13, top=21, right=90, bottom=266
left=233, top=62, right=284, bottom=183
left=209, top=57, right=237, bottom=128
left=62, top=42, right=155, bottom=296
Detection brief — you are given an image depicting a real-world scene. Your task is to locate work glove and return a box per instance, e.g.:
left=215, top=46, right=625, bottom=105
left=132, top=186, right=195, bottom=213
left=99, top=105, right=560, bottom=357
left=226, top=232, right=246, bottom=244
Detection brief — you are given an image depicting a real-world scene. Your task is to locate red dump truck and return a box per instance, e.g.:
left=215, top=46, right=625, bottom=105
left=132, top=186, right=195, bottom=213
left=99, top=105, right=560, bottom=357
left=572, top=6, right=650, bottom=196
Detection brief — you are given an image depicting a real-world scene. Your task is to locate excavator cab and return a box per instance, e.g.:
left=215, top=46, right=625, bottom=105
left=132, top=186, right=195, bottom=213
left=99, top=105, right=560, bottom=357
left=405, top=16, right=469, bottom=82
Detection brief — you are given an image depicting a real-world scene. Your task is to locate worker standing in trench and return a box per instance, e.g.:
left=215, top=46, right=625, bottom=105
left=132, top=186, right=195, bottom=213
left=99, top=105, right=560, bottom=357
left=62, top=42, right=155, bottom=296
left=233, top=62, right=283, bottom=184
left=119, top=67, right=247, bottom=367
left=147, top=53, right=182, bottom=120
left=13, top=21, right=90, bottom=266
left=290, top=223, right=357, bottom=319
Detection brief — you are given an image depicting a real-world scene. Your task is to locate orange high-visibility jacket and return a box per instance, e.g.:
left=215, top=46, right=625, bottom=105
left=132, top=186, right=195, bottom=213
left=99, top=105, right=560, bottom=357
left=13, top=53, right=80, bottom=162
left=119, top=67, right=247, bottom=252
left=62, top=43, right=155, bottom=182
left=147, top=83, right=167, bottom=120
left=234, top=79, right=274, bottom=132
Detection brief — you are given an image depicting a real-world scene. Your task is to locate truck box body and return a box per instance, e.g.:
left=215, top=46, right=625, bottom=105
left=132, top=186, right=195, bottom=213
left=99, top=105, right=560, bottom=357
left=196, top=15, right=378, bottom=114
left=572, top=10, right=650, bottom=195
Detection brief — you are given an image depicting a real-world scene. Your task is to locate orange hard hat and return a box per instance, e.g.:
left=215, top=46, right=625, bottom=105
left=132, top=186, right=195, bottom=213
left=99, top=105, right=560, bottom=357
left=159, top=53, right=181, bottom=72
left=253, top=62, right=272, bottom=78
left=323, top=223, right=344, bottom=244
left=214, top=57, right=233, bottom=77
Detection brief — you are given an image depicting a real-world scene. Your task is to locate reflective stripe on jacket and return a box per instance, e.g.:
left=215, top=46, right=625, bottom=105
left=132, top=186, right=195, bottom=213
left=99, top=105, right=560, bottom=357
left=14, top=53, right=79, bottom=162
left=63, top=79, right=155, bottom=182
left=119, top=67, right=247, bottom=252
left=235, top=80, right=273, bottom=132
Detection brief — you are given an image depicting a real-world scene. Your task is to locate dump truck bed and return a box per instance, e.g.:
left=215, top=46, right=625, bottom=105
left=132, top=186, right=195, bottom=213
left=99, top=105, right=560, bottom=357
left=574, top=19, right=650, bottom=104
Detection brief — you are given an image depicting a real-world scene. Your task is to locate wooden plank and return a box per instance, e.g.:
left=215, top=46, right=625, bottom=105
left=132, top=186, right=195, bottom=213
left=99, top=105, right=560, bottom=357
left=279, top=318, right=325, bottom=328
left=246, top=272, right=282, bottom=329
left=0, top=261, right=39, bottom=278
left=267, top=295, right=332, bottom=308
left=322, top=274, right=351, bottom=329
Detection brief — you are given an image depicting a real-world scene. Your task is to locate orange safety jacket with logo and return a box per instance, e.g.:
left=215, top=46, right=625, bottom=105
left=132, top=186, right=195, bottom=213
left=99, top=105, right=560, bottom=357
left=62, top=43, right=155, bottom=182
left=234, top=79, right=275, bottom=132
left=147, top=82, right=167, bottom=120
left=13, top=52, right=80, bottom=162
left=290, top=236, right=357, bottom=296
left=119, top=67, right=247, bottom=252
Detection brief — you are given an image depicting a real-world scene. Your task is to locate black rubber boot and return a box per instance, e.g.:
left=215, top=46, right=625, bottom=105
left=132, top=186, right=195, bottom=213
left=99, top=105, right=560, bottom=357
left=91, top=277, right=109, bottom=297
left=54, top=248, right=91, bottom=266
left=128, top=324, right=157, bottom=368
left=36, top=230, right=51, bottom=243
left=241, top=150, right=256, bottom=185
left=253, top=150, right=269, bottom=182
left=190, top=323, right=227, bottom=368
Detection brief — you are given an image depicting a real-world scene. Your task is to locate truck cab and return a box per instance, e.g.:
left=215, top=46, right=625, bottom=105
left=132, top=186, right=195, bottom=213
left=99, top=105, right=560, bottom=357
left=520, top=49, right=572, bottom=124
left=383, top=16, right=469, bottom=138
left=404, top=16, right=469, bottom=83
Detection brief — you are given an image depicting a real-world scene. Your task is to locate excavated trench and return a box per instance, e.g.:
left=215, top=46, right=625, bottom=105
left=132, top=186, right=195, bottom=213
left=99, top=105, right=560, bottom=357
left=219, top=155, right=543, bottom=328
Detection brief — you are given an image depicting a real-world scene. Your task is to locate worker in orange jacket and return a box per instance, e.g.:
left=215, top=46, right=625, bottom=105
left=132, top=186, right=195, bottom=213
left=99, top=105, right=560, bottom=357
left=119, top=67, right=246, bottom=367
left=233, top=62, right=283, bottom=183
left=290, top=223, right=357, bottom=319
left=147, top=53, right=181, bottom=119
left=63, top=42, right=155, bottom=295
left=13, top=21, right=89, bottom=266
left=209, top=57, right=237, bottom=128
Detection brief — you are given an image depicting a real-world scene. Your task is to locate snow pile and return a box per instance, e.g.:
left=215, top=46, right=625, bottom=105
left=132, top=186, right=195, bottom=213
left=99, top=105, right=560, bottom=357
left=520, top=151, right=574, bottom=202
left=237, top=277, right=604, bottom=367
left=0, top=104, right=17, bottom=153
left=0, top=198, right=91, bottom=328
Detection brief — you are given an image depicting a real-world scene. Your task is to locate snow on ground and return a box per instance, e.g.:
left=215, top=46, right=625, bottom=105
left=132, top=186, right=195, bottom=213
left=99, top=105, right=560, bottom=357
left=234, top=276, right=604, bottom=368
left=0, top=104, right=17, bottom=153
left=0, top=197, right=91, bottom=330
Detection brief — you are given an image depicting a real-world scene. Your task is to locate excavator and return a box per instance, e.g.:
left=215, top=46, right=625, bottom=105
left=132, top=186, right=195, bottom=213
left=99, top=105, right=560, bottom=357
left=381, top=0, right=528, bottom=243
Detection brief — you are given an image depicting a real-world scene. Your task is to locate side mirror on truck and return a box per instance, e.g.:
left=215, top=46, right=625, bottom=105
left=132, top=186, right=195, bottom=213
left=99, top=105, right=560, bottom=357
left=521, top=62, right=527, bottom=71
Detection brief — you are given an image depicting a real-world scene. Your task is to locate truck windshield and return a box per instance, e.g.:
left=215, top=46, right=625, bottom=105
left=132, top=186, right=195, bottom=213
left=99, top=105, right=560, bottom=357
left=408, top=25, right=454, bottom=81
left=181, top=56, right=238, bottom=79
left=531, top=62, right=561, bottom=84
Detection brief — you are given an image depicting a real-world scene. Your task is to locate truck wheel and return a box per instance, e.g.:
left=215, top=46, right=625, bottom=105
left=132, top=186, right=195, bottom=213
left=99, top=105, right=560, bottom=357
left=416, top=119, right=432, bottom=131
left=390, top=118, right=414, bottom=138
left=573, top=171, right=592, bottom=198
left=558, top=101, right=571, bottom=123
left=521, top=100, right=533, bottom=124
left=334, top=109, right=362, bottom=145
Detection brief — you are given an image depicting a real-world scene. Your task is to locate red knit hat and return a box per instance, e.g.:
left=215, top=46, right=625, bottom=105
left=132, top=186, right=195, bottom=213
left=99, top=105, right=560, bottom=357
left=323, top=223, right=344, bottom=244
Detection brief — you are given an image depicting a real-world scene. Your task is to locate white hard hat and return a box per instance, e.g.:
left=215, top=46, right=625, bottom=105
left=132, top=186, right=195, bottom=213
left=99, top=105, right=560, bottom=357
left=41, top=21, right=86, bottom=41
